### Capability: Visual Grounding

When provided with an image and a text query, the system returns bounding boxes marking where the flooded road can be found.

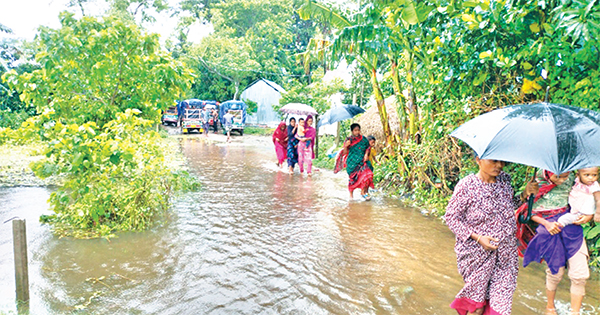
[1,137,599,314]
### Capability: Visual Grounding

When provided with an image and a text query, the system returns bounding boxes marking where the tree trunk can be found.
[390,58,407,140]
[370,68,394,148]
[406,53,418,140]
[233,81,240,100]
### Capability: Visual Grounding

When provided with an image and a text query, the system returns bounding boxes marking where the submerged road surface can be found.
[0,137,598,314]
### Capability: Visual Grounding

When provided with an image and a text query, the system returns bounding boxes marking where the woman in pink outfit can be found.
[296,115,316,176]
[445,157,538,315]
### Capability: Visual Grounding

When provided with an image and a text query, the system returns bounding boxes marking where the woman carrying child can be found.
[518,169,596,315]
[296,115,316,176]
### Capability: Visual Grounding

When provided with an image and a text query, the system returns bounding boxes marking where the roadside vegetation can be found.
[244,126,275,136]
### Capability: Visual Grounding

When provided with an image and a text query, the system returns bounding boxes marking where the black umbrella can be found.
[451,102,600,175]
[317,105,365,128]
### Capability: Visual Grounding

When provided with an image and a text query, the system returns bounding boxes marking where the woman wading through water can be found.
[445,157,538,315]
[334,123,375,200]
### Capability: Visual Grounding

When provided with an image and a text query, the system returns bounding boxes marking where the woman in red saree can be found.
[272,122,288,167]
[334,123,374,200]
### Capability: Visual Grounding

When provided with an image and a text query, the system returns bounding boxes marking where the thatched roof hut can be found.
[356,96,401,144]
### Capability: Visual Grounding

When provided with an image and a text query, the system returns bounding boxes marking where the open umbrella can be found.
[280,103,318,116]
[451,102,600,175]
[317,105,365,128]
[452,102,600,223]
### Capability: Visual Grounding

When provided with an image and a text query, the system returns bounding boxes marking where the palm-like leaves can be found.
[330,24,400,68]
[295,37,331,75]
[0,23,12,34]
[554,0,600,42]
[297,0,351,29]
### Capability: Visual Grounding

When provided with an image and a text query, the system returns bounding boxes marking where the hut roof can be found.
[356,96,401,143]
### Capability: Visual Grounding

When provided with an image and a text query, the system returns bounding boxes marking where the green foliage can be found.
[34,110,198,238]
[0,39,38,128]
[277,69,347,114]
[0,127,17,145]
[3,12,194,127]
[583,221,600,269]
[4,13,198,238]
[108,0,170,23]
[243,99,258,114]
[312,135,336,170]
[243,126,274,135]
[186,35,261,100]
[176,0,316,101]
[302,0,600,265]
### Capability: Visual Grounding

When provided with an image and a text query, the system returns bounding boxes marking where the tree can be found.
[0,39,37,128]
[5,12,192,126]
[108,0,170,22]
[187,36,261,100]
[298,0,401,148]
[3,12,196,238]
[174,0,316,102]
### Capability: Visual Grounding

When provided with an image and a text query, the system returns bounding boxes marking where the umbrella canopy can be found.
[280,103,318,116]
[317,105,365,128]
[451,102,600,175]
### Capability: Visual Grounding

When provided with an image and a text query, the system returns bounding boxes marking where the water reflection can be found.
[0,138,598,314]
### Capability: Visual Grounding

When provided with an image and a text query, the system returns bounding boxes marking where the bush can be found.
[34,110,199,238]
[313,135,337,170]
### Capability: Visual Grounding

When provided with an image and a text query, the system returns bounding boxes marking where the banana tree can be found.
[298,0,398,148]
[295,37,332,84]
[330,24,400,148]
[377,0,438,140]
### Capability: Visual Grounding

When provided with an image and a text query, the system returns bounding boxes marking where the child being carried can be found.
[296,120,310,147]
[559,166,600,226]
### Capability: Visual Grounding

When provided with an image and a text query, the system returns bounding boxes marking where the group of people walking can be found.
[272,120,376,200]
[445,158,599,315]
[272,116,317,176]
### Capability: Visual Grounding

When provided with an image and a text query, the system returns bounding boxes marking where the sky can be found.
[0,0,212,44]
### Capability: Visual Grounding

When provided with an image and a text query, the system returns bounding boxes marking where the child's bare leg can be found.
[545,290,558,314]
[568,245,589,313]
[546,267,564,312]
[570,293,583,313]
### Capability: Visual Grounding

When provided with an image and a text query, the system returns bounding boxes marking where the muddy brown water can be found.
[0,137,598,314]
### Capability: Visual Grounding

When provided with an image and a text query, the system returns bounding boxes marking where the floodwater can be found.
[0,137,599,314]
